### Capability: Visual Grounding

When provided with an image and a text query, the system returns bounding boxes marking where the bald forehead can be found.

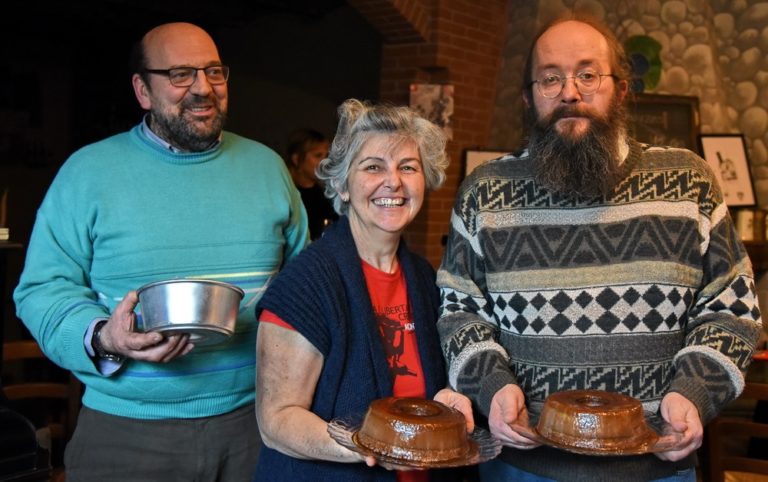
[533,20,612,72]
[143,22,221,68]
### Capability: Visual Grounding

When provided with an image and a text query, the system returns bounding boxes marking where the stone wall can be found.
[491,0,768,207]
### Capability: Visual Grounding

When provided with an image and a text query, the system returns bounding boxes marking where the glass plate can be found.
[328,416,501,470]
[510,411,684,456]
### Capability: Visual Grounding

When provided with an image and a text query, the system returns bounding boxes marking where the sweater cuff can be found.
[477,370,517,418]
[450,343,516,417]
[667,349,744,425]
[667,376,715,424]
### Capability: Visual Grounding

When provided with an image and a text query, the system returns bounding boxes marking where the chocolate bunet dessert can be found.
[355,397,470,462]
[536,390,658,451]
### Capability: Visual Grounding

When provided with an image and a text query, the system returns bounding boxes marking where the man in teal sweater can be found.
[437,17,762,482]
[13,22,308,481]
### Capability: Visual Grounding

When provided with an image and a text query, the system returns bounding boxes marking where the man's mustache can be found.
[182,97,219,110]
[546,106,596,123]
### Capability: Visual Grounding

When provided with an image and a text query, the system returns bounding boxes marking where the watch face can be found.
[100,353,124,362]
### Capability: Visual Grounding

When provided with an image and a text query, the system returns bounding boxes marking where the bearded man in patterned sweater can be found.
[437,16,762,482]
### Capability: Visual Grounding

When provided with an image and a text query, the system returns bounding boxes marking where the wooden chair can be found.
[706,381,768,482]
[2,339,82,479]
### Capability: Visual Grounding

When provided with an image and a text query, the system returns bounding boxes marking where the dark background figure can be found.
[286,128,338,240]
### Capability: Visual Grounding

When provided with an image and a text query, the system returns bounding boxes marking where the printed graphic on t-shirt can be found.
[374,308,417,380]
[364,261,425,399]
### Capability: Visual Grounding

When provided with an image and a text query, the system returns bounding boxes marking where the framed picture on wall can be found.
[463,149,509,178]
[698,134,755,207]
[410,83,454,140]
[628,93,700,153]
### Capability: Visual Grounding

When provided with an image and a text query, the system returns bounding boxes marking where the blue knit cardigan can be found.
[253,216,450,482]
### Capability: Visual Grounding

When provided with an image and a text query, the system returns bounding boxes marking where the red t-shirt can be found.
[260,260,429,482]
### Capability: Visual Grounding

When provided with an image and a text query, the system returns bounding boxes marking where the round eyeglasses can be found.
[143,65,230,87]
[529,70,617,98]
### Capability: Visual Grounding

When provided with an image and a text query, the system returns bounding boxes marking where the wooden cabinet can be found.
[744,241,768,272]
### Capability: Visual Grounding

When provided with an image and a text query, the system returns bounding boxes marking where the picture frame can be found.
[410,83,454,140]
[463,149,508,178]
[628,93,700,153]
[698,134,755,207]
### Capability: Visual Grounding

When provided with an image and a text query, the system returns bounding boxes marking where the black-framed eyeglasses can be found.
[143,65,230,87]
[529,70,617,98]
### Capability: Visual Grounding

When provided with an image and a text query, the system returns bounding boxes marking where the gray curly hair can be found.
[317,99,449,215]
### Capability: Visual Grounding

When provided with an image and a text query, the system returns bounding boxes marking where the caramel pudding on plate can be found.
[536,390,658,452]
[354,397,470,462]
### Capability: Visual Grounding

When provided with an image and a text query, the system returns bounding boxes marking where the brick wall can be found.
[347,0,508,267]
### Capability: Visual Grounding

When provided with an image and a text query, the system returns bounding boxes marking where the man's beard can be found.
[150,97,227,152]
[526,96,627,198]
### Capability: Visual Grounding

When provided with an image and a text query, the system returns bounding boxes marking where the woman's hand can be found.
[434,387,475,433]
[257,322,363,463]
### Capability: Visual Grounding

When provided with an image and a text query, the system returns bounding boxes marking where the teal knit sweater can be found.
[14,124,309,419]
[437,140,762,481]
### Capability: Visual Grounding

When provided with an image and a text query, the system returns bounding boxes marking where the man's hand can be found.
[434,388,476,433]
[655,391,703,461]
[97,290,194,363]
[488,384,540,449]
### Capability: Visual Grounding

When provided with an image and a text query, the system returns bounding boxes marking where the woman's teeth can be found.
[373,198,404,207]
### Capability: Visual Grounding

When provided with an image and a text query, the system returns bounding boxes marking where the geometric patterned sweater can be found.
[437,139,762,481]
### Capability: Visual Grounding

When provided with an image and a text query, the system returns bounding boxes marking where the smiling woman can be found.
[319,99,448,216]
[343,133,425,265]
[252,99,475,482]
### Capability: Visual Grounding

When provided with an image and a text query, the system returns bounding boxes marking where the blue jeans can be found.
[478,458,697,482]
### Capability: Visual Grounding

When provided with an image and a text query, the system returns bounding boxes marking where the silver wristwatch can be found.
[92,320,125,362]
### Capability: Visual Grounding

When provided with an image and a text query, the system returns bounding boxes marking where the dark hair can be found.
[522,16,631,103]
[285,128,328,165]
